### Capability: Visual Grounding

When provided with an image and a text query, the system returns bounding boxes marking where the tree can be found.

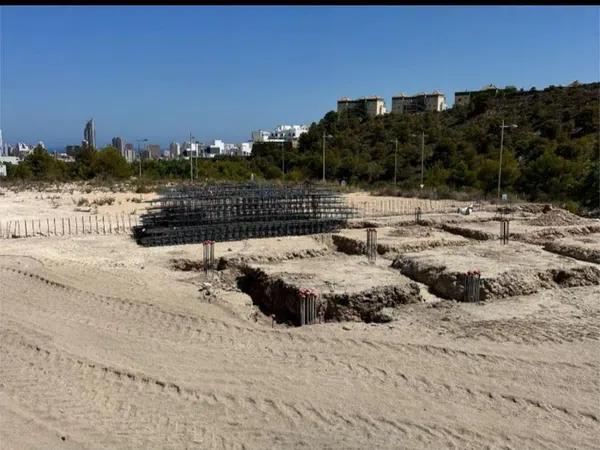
[73,145,98,179]
[93,146,131,179]
[22,146,67,181]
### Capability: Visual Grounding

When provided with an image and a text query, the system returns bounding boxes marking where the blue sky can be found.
[1,6,598,149]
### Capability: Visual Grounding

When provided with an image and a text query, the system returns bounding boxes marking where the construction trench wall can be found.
[543,241,600,264]
[392,256,600,302]
[236,265,423,325]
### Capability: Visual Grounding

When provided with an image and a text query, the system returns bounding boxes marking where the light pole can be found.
[390,138,398,186]
[189,132,195,183]
[497,120,518,200]
[136,138,148,179]
[281,141,285,181]
[411,132,427,189]
[322,132,333,183]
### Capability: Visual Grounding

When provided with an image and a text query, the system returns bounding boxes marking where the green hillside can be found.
[254,82,599,209]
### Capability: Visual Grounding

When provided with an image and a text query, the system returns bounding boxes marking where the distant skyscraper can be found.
[112,136,125,158]
[84,119,96,148]
[0,129,3,155]
[169,141,181,158]
[124,143,134,162]
[147,144,161,159]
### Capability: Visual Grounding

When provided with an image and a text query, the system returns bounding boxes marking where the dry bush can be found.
[93,196,115,206]
[76,198,90,207]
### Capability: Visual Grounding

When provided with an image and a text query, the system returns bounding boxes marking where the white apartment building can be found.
[391,91,447,114]
[182,140,200,158]
[272,124,308,141]
[205,140,225,158]
[239,142,252,156]
[251,124,308,144]
[251,130,274,143]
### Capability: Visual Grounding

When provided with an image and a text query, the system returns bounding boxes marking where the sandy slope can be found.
[0,191,599,449]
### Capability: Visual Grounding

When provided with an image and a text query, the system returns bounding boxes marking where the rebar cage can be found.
[133,182,357,247]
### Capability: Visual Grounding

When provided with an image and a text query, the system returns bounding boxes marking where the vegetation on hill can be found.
[2,82,598,211]
[270,82,598,210]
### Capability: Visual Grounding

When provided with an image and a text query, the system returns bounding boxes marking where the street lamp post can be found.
[411,132,427,189]
[322,132,333,183]
[390,138,398,186]
[497,120,518,200]
[281,141,285,181]
[420,131,425,189]
[189,132,195,183]
[136,138,148,179]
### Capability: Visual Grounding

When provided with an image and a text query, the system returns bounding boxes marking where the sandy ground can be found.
[1,189,599,449]
[0,185,157,222]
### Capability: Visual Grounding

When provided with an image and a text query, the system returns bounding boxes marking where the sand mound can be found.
[529,209,582,227]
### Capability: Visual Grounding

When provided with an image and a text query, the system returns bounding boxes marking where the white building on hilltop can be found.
[251,130,273,143]
[391,91,447,114]
[251,124,308,146]
[239,142,252,156]
[337,96,387,117]
[272,124,309,141]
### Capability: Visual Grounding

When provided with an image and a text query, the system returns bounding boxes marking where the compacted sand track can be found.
[1,226,599,448]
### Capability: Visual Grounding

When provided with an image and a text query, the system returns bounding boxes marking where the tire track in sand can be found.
[0,327,506,449]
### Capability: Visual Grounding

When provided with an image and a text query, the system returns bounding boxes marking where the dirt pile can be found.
[516,203,550,214]
[529,209,583,227]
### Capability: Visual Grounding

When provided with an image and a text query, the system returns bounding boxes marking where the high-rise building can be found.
[84,119,96,148]
[147,144,161,159]
[169,141,181,158]
[124,143,134,162]
[111,136,125,154]
[0,129,3,156]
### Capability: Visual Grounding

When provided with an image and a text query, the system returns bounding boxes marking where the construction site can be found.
[0,182,599,449]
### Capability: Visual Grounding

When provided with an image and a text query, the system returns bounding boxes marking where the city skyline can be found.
[1,6,598,148]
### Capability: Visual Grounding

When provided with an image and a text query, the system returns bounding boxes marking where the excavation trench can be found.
[543,241,600,264]
[236,264,422,326]
[393,256,600,302]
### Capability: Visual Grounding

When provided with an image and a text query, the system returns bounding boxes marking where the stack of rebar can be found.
[133,182,357,246]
